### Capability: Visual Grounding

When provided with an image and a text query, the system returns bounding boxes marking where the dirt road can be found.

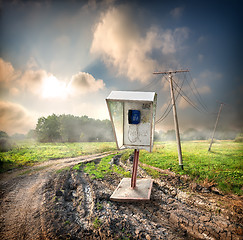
[0,153,242,239]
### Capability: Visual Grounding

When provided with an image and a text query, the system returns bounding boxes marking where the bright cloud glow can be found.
[41,72,105,99]
[42,75,67,99]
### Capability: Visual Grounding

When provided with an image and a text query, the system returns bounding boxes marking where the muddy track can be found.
[0,152,113,240]
[0,153,242,239]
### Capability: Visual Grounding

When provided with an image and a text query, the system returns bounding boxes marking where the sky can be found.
[0,0,242,135]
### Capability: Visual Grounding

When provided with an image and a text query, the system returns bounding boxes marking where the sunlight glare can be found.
[42,75,67,99]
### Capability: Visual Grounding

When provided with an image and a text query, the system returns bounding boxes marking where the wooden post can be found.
[208,103,223,151]
[169,74,183,170]
[153,70,189,170]
[131,149,139,188]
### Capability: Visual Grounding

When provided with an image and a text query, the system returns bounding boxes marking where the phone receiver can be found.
[128,110,140,124]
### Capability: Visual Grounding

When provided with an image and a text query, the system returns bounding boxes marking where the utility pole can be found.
[153,70,189,170]
[208,102,224,151]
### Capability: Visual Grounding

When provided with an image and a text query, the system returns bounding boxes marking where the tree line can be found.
[35,114,114,142]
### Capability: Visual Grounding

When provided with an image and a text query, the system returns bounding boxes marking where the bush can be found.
[0,138,12,152]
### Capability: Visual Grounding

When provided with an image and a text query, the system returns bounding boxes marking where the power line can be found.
[187,72,209,113]
[156,71,212,115]
[136,76,161,91]
[138,70,211,122]
[155,74,185,124]
[155,98,171,123]
[208,102,225,151]
[169,77,206,114]
[155,75,181,123]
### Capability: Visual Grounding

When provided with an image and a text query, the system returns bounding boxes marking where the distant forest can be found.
[35,114,114,142]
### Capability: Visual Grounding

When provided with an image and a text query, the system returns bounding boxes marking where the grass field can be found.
[0,140,242,195]
[139,141,243,195]
[0,141,116,172]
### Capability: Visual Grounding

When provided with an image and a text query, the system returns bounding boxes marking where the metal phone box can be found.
[106,91,157,152]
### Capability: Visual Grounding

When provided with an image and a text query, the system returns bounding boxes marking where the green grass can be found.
[0,141,116,172]
[139,141,243,195]
[77,154,130,179]
[140,166,164,178]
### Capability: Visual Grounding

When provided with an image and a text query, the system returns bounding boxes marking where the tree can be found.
[59,114,82,142]
[35,114,114,143]
[36,114,61,142]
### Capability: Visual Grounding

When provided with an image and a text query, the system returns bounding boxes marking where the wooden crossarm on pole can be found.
[153,69,189,75]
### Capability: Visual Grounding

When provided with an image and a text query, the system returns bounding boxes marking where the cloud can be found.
[185,77,211,95]
[0,101,35,135]
[55,35,70,47]
[197,85,211,94]
[178,97,190,109]
[68,72,105,95]
[0,58,47,96]
[90,6,152,82]
[199,70,222,81]
[159,29,176,55]
[0,58,20,86]
[91,6,189,83]
[170,7,184,19]
[197,36,207,44]
[159,27,189,55]
[9,87,20,96]
[19,69,48,95]
[0,58,22,96]
[0,58,104,100]
[26,57,39,69]
[20,70,105,99]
